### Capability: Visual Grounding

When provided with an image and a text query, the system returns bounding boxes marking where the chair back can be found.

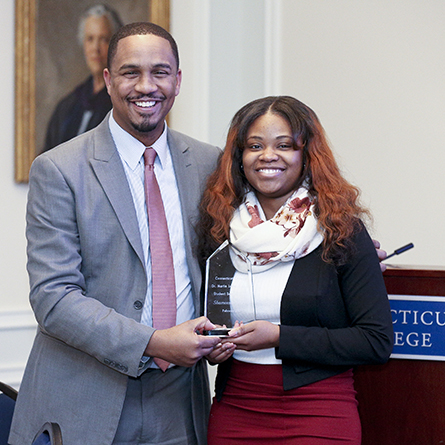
[0,382,63,444]
[32,422,63,445]
[0,382,18,445]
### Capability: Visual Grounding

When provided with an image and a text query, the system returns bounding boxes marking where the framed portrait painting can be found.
[15,0,170,182]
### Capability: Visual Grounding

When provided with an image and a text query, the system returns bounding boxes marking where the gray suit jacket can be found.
[9,115,221,444]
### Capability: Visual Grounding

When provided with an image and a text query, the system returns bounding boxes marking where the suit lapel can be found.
[167,129,201,234]
[89,119,145,265]
[167,129,202,307]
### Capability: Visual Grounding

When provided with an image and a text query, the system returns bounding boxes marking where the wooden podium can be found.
[354,266,445,445]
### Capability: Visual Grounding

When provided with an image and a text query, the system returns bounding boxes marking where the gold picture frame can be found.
[14,0,170,183]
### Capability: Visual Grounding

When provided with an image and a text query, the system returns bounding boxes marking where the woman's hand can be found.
[224,320,280,351]
[206,341,236,364]
[206,322,239,364]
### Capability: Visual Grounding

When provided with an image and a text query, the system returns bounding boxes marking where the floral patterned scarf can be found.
[229,187,324,273]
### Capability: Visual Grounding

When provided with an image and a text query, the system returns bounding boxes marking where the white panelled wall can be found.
[1,0,444,389]
[0,311,36,388]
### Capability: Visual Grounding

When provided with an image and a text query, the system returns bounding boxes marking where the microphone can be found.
[382,243,414,261]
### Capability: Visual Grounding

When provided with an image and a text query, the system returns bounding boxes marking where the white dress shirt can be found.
[231,261,294,365]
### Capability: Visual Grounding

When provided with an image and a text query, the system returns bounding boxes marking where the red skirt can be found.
[207,360,361,445]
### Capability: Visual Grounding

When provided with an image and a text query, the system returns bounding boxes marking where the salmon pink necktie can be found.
[144,147,176,372]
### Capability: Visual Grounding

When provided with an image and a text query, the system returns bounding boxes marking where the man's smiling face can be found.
[104,33,182,146]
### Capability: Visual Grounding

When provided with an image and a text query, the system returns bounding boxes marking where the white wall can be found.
[1,0,444,388]
[172,0,445,267]
[278,0,445,267]
[0,1,37,388]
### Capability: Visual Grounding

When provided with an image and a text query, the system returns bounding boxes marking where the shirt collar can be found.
[108,111,169,171]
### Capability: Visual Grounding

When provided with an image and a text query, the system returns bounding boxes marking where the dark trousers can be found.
[113,367,198,445]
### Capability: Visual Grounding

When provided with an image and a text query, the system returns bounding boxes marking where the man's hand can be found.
[373,239,388,272]
[144,317,221,367]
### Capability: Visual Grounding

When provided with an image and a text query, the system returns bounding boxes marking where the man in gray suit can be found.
[10,22,221,444]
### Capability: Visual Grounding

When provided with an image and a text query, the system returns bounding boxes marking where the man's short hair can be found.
[107,22,180,71]
[77,4,123,45]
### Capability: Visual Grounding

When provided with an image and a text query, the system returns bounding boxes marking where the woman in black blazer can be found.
[198,96,393,444]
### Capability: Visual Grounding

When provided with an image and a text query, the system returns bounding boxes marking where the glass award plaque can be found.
[204,240,255,336]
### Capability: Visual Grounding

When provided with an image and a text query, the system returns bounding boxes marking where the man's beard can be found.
[131,116,158,133]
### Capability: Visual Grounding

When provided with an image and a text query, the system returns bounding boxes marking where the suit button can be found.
[133,300,143,310]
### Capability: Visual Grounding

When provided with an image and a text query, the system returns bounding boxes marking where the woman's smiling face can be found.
[242,111,303,218]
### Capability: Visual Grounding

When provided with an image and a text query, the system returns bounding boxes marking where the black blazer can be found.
[215,225,394,399]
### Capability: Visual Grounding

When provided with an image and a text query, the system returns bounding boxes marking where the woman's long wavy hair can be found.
[198,96,370,265]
